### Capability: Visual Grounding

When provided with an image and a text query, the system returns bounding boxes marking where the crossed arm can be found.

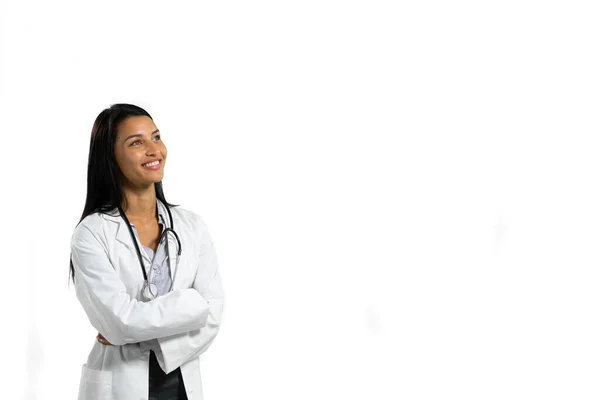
[71,218,224,373]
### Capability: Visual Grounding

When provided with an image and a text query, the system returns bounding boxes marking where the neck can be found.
[121,184,158,224]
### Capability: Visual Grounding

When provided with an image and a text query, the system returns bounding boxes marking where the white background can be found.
[1,0,600,399]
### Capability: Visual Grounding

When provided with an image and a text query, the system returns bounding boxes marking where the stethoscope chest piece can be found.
[142,282,159,301]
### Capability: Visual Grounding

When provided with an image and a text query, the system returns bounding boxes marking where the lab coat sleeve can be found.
[71,223,211,346]
[155,217,224,374]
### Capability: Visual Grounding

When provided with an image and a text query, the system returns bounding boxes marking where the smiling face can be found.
[114,116,167,190]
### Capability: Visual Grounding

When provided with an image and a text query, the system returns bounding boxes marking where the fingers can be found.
[96,333,113,346]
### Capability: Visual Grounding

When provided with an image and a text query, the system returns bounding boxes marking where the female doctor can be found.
[70,103,224,400]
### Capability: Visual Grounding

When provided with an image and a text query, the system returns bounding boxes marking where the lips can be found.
[142,160,160,167]
[141,159,162,170]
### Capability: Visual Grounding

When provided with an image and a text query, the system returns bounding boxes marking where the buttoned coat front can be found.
[71,201,224,400]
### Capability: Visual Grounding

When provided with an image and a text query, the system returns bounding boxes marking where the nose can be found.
[146,139,159,156]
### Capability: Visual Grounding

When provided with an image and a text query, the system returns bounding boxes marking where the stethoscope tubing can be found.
[117,199,182,298]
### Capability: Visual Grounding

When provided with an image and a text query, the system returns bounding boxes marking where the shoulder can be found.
[71,211,113,246]
[169,205,209,233]
[73,212,103,235]
[168,205,214,250]
[169,206,216,259]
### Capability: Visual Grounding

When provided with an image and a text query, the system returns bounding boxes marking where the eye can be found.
[153,134,161,141]
[131,140,142,146]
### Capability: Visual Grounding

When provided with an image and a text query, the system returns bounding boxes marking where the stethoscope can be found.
[117,199,182,301]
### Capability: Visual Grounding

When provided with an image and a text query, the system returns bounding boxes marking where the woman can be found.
[70,103,224,400]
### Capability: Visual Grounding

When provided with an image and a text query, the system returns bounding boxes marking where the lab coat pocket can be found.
[77,363,113,400]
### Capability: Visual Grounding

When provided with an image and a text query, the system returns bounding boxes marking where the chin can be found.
[138,174,164,186]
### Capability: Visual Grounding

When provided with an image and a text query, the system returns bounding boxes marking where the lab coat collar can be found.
[101,199,171,252]
[100,199,181,286]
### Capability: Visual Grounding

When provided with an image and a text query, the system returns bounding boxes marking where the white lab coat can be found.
[70,200,224,400]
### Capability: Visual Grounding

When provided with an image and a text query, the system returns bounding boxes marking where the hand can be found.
[96,333,113,346]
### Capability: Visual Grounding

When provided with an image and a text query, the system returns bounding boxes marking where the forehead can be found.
[117,116,157,138]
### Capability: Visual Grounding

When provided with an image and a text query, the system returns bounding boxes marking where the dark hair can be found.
[69,103,175,282]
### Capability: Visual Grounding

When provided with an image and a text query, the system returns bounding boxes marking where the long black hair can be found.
[70,103,175,282]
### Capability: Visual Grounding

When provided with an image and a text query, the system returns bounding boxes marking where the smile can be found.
[142,159,161,170]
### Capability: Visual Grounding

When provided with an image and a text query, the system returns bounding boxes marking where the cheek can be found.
[115,150,139,173]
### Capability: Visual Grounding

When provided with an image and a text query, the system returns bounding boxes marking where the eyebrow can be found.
[123,129,160,142]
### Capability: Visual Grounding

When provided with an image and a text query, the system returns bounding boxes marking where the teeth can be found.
[143,160,159,167]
